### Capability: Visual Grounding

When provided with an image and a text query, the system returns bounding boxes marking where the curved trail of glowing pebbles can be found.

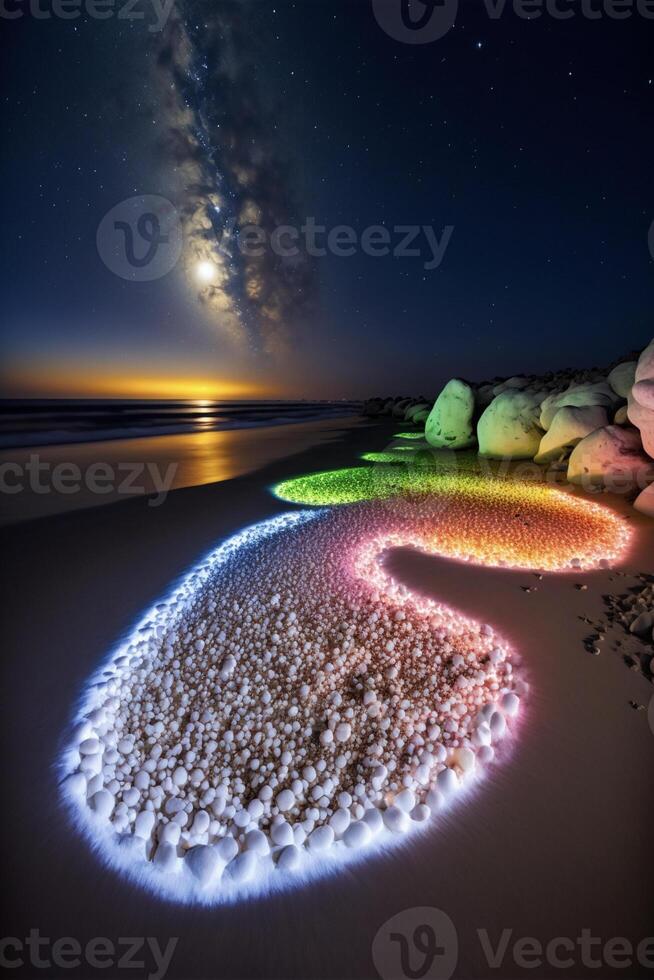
[274,467,631,571]
[60,466,630,905]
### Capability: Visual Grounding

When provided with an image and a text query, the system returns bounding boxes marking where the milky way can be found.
[155,0,315,353]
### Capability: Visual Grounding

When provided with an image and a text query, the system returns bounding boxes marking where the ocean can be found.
[0,399,362,450]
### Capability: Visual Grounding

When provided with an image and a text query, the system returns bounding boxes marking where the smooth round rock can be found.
[383,805,410,834]
[437,767,459,795]
[186,845,221,885]
[244,829,269,856]
[277,844,301,872]
[490,711,507,739]
[270,821,294,847]
[307,825,334,853]
[90,789,114,819]
[134,810,155,839]
[411,803,431,823]
[425,788,443,811]
[226,850,258,884]
[363,808,384,835]
[63,772,86,796]
[395,789,416,813]
[500,692,520,717]
[79,738,101,756]
[329,808,350,836]
[343,820,371,850]
[276,789,295,812]
[215,836,239,863]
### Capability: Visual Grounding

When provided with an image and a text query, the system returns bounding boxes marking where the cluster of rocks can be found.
[581,573,654,691]
[372,338,654,516]
[363,396,432,424]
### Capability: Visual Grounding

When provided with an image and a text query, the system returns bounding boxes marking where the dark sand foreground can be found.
[1,419,652,980]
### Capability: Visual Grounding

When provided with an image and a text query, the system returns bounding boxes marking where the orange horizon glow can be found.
[0,364,279,401]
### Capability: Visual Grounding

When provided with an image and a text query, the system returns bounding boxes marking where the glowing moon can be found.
[195,260,217,283]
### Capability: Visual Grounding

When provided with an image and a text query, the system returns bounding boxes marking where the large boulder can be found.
[634,483,654,518]
[425,379,476,449]
[477,390,546,459]
[608,361,637,398]
[567,425,654,489]
[534,405,608,464]
[628,338,654,458]
[539,381,622,430]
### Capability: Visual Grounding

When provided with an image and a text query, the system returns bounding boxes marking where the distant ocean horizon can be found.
[0,399,363,450]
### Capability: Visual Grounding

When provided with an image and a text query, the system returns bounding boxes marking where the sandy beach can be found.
[1,418,652,980]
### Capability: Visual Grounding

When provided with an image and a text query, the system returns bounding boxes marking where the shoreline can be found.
[1,419,653,978]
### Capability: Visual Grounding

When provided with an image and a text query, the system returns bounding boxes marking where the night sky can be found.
[1,0,653,400]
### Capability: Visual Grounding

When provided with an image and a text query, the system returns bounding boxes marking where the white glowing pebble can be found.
[307,825,334,853]
[478,745,494,765]
[90,790,114,820]
[172,766,188,787]
[215,836,238,863]
[117,738,133,755]
[453,747,475,773]
[411,804,431,823]
[153,842,178,873]
[276,789,295,812]
[160,822,181,846]
[190,810,210,836]
[472,724,492,748]
[134,770,150,791]
[226,850,258,884]
[247,799,264,822]
[245,829,269,856]
[500,692,520,717]
[383,805,410,834]
[362,808,384,835]
[489,711,506,739]
[79,738,101,756]
[185,845,221,886]
[329,808,350,836]
[134,810,155,839]
[425,788,443,811]
[395,789,416,813]
[233,808,251,829]
[343,820,372,849]
[62,772,86,796]
[80,754,102,776]
[123,787,140,807]
[277,844,301,872]
[270,821,294,847]
[437,767,459,796]
[335,722,351,743]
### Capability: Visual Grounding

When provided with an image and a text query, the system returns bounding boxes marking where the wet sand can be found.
[0,415,366,525]
[1,421,652,980]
